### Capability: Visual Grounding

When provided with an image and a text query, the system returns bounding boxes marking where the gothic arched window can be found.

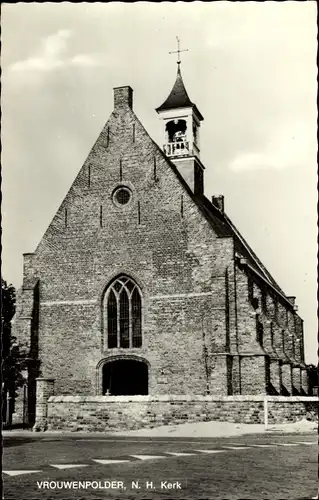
[105,276,142,349]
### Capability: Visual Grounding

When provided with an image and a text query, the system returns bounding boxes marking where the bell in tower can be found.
[156,41,205,195]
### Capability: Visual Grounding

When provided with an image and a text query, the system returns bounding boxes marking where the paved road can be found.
[3,432,318,499]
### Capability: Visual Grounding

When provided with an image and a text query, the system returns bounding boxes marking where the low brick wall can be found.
[46,395,318,432]
[267,398,317,423]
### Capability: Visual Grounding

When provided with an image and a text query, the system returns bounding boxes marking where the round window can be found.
[113,187,131,206]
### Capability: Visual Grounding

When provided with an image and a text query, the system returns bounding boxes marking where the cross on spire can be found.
[169,36,189,65]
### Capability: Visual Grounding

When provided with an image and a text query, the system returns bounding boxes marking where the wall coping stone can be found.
[48,395,319,403]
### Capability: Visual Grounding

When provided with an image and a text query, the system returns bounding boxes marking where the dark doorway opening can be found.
[102,359,148,396]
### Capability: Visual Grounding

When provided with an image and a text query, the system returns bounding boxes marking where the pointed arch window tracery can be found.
[105,276,142,349]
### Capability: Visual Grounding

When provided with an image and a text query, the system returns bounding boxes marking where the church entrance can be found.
[102,359,148,396]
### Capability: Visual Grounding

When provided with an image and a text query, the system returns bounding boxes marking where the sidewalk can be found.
[113,418,318,438]
[2,418,317,439]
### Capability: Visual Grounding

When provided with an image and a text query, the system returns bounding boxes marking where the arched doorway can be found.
[102,359,148,396]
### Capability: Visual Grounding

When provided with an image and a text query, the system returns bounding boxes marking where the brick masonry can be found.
[12,84,311,427]
[45,395,318,432]
[33,378,55,431]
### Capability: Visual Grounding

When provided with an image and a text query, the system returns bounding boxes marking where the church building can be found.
[14,60,309,427]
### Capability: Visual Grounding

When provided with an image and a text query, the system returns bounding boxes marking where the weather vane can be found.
[169,36,189,65]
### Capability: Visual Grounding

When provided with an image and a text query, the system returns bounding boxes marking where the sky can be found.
[1,2,317,363]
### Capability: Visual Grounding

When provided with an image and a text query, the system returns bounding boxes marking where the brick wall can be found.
[46,395,318,432]
[240,356,267,394]
[233,259,307,396]
[270,360,281,394]
[14,88,234,399]
[13,83,308,416]
[34,378,55,431]
[282,363,292,394]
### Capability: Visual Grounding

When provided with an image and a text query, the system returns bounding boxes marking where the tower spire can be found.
[156,44,205,195]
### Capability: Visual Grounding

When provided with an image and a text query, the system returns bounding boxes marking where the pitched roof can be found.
[193,194,292,304]
[156,65,204,121]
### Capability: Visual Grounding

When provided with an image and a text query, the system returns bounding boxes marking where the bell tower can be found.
[156,39,205,195]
